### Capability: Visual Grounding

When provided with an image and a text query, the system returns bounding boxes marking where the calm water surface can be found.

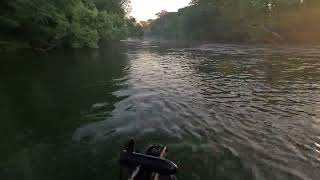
[0,41,320,180]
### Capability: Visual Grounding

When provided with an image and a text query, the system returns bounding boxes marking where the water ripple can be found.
[74,42,320,180]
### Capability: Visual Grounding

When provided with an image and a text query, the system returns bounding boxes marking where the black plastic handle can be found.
[119,150,178,175]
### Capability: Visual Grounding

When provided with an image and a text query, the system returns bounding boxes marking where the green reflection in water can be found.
[0,43,129,180]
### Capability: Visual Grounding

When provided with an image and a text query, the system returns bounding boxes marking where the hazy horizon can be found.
[129,0,190,21]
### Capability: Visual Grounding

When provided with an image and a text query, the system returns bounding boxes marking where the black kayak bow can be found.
[119,139,178,180]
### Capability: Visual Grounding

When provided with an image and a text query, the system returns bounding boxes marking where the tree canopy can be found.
[0,0,142,51]
[147,0,320,44]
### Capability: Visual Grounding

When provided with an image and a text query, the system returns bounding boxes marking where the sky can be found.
[129,0,191,21]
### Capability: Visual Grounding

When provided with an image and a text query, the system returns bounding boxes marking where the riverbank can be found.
[134,36,320,50]
[0,39,128,53]
[0,41,30,53]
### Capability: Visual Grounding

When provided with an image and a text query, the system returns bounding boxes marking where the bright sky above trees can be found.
[129,0,190,21]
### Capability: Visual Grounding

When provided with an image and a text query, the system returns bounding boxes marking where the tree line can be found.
[0,0,143,51]
[147,0,320,44]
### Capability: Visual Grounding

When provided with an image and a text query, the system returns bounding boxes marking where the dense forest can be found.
[2,0,320,52]
[147,0,320,44]
[0,0,143,51]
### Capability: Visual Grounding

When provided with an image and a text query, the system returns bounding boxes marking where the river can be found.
[0,41,320,180]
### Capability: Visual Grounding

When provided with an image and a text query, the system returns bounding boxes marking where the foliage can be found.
[0,0,129,51]
[148,0,320,44]
[126,17,144,38]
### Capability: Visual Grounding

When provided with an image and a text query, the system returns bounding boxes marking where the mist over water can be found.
[1,41,320,180]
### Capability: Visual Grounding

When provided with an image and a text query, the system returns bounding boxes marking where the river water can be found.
[0,41,320,180]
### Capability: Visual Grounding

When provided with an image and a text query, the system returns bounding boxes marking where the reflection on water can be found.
[1,41,320,180]
[0,43,129,180]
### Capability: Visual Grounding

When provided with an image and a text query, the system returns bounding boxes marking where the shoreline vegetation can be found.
[0,0,143,52]
[145,0,320,45]
[1,0,320,53]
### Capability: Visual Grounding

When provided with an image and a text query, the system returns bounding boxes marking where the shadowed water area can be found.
[0,41,320,180]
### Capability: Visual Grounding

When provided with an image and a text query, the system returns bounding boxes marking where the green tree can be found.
[0,0,130,51]
[149,0,320,44]
[126,17,144,38]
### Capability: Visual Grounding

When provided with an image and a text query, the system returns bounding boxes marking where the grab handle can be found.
[119,150,178,175]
